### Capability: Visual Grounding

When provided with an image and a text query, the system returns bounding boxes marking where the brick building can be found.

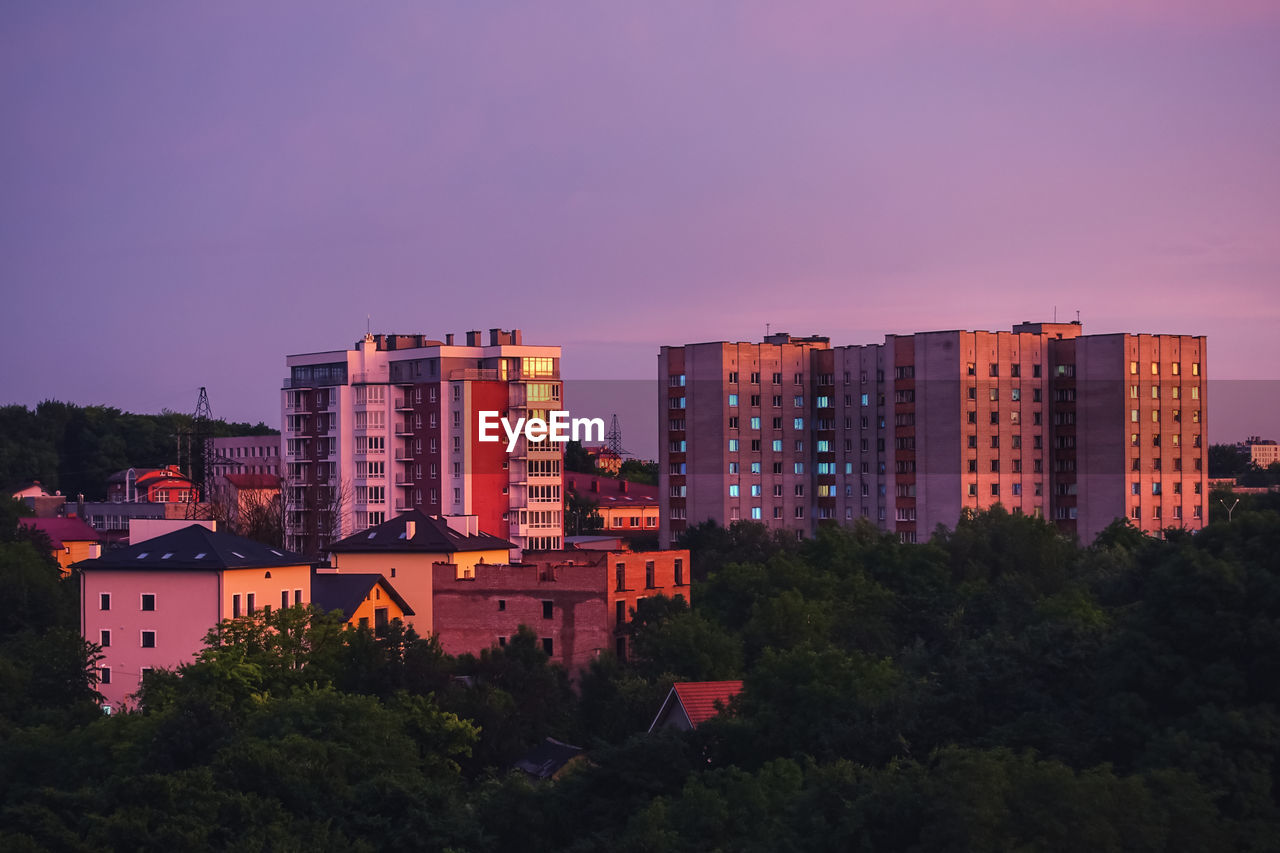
[431,546,690,673]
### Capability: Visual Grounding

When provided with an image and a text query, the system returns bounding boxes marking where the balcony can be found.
[395,422,414,436]
[395,396,414,411]
[395,474,414,486]
[395,448,413,461]
[450,368,500,381]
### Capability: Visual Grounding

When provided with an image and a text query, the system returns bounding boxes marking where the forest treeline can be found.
[0,401,276,499]
[1,494,1279,850]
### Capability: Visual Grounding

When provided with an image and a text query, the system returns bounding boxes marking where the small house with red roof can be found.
[19,516,103,575]
[106,465,200,505]
[649,680,743,732]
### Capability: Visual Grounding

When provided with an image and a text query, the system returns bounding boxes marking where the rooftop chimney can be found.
[466,330,482,347]
[405,520,416,540]
[445,333,455,346]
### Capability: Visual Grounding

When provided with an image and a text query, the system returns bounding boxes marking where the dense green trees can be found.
[2,503,1279,849]
[0,401,275,499]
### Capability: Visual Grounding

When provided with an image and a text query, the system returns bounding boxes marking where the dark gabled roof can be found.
[311,572,414,618]
[325,510,514,554]
[513,737,584,780]
[76,524,306,571]
[19,517,102,548]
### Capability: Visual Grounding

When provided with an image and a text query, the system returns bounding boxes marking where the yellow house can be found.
[323,510,512,636]
[311,573,414,631]
[20,516,103,576]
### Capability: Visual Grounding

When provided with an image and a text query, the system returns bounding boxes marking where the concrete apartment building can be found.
[1244,437,1280,468]
[283,329,564,555]
[209,435,282,480]
[660,323,1207,547]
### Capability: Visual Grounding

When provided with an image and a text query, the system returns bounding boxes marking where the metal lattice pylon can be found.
[605,413,629,457]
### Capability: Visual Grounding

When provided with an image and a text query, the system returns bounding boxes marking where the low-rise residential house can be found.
[583,446,623,475]
[513,738,586,781]
[18,516,103,575]
[11,481,51,501]
[11,481,66,517]
[649,681,744,732]
[323,510,688,673]
[107,466,200,504]
[564,473,659,537]
[323,510,514,636]
[77,525,311,711]
[311,572,414,631]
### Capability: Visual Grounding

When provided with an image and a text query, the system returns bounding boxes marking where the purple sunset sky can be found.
[3,2,1278,457]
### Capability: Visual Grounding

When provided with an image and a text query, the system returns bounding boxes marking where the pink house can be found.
[78,525,312,711]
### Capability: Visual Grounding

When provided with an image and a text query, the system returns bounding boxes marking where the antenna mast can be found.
[187,387,215,518]
[605,413,629,457]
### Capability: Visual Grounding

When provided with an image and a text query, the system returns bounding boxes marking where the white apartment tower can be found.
[282,329,563,556]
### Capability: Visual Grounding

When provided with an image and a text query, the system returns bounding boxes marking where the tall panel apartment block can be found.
[283,329,564,555]
[660,323,1206,547]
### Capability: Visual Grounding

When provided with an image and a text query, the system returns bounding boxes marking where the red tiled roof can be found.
[133,466,192,485]
[672,681,743,726]
[19,517,103,548]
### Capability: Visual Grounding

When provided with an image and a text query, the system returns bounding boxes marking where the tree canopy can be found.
[3,503,1279,849]
[0,401,276,500]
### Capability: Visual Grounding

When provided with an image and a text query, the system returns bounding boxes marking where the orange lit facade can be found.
[311,572,414,631]
[19,516,103,576]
